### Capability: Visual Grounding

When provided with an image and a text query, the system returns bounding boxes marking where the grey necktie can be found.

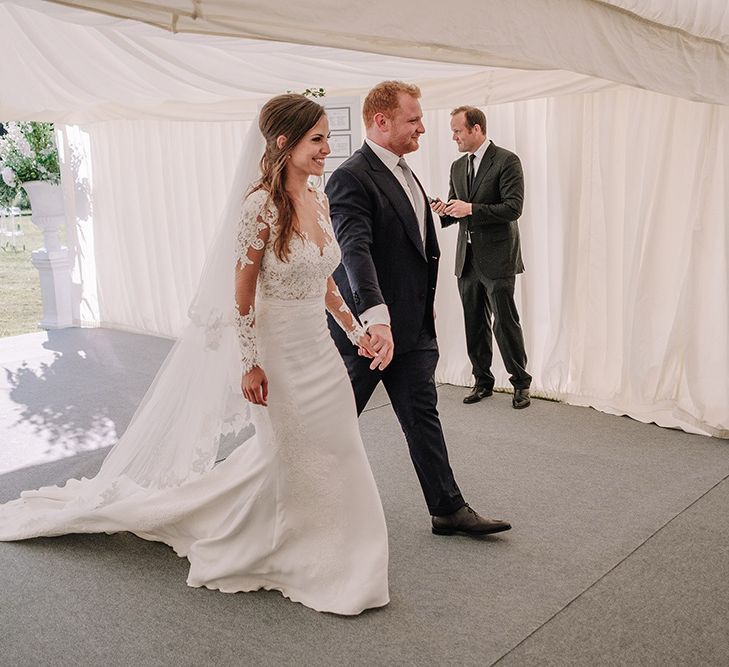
[467,153,476,195]
[397,158,426,241]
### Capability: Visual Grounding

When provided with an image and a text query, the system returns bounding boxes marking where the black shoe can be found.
[432,505,511,536]
[463,386,493,404]
[512,388,531,409]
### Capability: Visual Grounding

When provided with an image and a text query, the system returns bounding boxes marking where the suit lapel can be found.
[361,143,426,260]
[454,155,469,200]
[470,141,497,197]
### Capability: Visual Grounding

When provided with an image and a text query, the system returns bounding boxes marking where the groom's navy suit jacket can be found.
[326,142,440,354]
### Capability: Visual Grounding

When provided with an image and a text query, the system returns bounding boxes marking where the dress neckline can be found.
[296,187,332,257]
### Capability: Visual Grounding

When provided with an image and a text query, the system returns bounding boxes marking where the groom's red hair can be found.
[362,81,421,128]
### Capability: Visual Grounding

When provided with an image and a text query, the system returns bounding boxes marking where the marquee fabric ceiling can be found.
[1,0,619,121]
[1,0,727,125]
[30,0,729,103]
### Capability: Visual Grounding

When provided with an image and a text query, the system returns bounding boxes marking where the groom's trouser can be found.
[340,328,465,516]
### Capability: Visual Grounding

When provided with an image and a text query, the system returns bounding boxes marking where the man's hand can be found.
[356,331,376,359]
[366,323,394,371]
[430,198,448,216]
[444,199,472,218]
[242,366,268,406]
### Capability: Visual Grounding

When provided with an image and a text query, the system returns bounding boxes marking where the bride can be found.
[0,94,390,616]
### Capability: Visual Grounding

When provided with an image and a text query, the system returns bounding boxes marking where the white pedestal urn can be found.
[21,180,74,329]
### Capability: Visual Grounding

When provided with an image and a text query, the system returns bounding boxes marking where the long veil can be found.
[0,120,266,538]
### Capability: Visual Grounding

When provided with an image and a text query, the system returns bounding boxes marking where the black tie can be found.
[467,154,476,195]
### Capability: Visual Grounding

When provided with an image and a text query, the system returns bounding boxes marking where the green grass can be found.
[0,215,43,337]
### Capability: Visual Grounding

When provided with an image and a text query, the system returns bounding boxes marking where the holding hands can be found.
[357,324,394,371]
[243,323,394,408]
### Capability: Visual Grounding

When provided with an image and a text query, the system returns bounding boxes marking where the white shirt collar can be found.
[470,138,490,161]
[365,138,402,172]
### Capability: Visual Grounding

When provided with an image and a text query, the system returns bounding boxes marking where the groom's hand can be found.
[356,331,376,359]
[366,324,394,371]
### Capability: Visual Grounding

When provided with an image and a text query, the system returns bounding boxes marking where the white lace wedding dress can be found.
[0,187,389,616]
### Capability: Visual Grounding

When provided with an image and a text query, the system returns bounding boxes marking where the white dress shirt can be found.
[469,138,490,180]
[365,139,426,242]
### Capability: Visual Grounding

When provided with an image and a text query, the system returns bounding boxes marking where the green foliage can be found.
[287,88,326,98]
[0,122,61,208]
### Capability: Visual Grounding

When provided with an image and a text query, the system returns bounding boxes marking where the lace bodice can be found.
[238,189,341,299]
[234,187,364,374]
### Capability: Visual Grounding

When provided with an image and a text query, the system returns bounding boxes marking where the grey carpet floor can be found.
[1,329,728,666]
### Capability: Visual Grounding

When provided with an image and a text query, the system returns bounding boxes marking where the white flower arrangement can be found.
[0,122,61,207]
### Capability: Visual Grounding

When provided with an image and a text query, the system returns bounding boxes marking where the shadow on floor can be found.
[2,328,172,460]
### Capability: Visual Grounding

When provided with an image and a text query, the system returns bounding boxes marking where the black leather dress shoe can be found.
[463,386,493,404]
[432,505,511,536]
[512,388,531,409]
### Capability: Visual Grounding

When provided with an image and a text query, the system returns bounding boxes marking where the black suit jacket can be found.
[325,142,440,354]
[440,141,525,279]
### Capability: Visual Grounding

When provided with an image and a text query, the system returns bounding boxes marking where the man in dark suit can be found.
[326,81,511,536]
[431,106,532,409]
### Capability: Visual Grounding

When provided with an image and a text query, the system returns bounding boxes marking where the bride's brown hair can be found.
[254,93,326,261]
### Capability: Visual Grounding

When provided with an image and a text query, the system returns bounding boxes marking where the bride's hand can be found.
[242,366,268,406]
[356,332,376,359]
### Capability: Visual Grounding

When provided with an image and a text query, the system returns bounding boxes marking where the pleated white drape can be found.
[416,88,729,438]
[66,120,251,335]
[60,85,729,437]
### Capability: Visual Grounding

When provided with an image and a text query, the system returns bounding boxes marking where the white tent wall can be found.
[60,120,252,333]
[2,0,728,437]
[432,88,728,438]
[61,86,729,438]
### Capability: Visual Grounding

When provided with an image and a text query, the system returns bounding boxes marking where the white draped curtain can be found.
[59,85,729,438]
[417,89,729,438]
[63,120,251,334]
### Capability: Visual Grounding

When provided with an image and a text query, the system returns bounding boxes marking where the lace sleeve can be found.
[325,276,366,347]
[235,189,274,374]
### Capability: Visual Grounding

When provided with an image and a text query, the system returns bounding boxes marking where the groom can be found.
[326,81,511,536]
